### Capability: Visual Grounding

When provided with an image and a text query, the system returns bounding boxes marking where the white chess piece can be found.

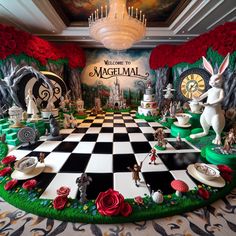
[163,83,175,99]
[25,88,38,118]
[190,53,230,145]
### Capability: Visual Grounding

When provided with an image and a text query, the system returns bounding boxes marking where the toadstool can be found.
[171,179,189,197]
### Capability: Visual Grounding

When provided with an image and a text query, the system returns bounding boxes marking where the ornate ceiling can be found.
[49,0,189,27]
[0,0,235,48]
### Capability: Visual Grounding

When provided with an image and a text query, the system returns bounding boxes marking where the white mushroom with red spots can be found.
[171,179,189,197]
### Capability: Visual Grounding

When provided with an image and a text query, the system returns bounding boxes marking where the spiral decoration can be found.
[17,127,36,143]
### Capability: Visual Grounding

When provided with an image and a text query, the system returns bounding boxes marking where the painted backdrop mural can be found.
[81,49,155,109]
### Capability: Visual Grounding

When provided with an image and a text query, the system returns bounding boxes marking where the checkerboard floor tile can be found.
[9,111,202,200]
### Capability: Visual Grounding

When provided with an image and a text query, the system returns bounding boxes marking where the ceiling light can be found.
[88,0,146,51]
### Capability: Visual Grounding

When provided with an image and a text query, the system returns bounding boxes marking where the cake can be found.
[138,85,158,116]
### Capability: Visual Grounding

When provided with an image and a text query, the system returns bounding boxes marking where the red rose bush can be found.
[22,179,37,190]
[95,189,132,217]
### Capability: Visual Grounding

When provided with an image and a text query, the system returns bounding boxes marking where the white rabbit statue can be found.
[190,53,230,145]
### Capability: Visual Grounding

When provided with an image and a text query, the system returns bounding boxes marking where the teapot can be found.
[151,189,164,204]
[189,100,203,113]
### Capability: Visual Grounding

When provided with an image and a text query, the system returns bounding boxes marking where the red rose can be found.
[120,202,132,217]
[134,196,144,205]
[1,155,16,165]
[221,172,232,182]
[217,165,233,174]
[56,186,70,197]
[198,188,210,200]
[0,167,12,176]
[22,179,37,190]
[95,189,124,216]
[53,195,68,210]
[4,179,18,191]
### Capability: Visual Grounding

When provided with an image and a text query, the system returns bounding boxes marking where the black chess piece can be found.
[49,115,60,137]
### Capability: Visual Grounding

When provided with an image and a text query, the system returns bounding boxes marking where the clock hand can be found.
[191,83,197,91]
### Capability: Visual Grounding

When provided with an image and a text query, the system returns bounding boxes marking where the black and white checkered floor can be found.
[8,111,202,200]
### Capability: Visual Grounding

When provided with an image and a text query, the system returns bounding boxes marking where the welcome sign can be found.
[81,49,155,108]
[89,59,149,80]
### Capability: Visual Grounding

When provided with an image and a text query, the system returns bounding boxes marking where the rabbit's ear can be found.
[218,53,230,75]
[202,56,214,75]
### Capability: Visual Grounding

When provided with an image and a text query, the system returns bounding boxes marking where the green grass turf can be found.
[135,113,160,122]
[0,170,235,224]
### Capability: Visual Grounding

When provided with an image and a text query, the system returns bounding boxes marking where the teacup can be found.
[175,113,191,125]
[14,156,38,174]
[189,100,203,113]
[194,163,220,180]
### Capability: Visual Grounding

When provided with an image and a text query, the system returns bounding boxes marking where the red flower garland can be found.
[150,22,236,69]
[0,24,86,68]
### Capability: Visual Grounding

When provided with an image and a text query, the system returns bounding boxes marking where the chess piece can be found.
[49,115,60,137]
[25,88,38,119]
[222,128,236,154]
[69,114,77,128]
[39,152,45,163]
[154,128,167,150]
[176,132,182,149]
[190,53,230,145]
[169,101,177,118]
[76,173,92,204]
[0,133,6,144]
[149,148,158,165]
[160,109,167,122]
[21,111,28,122]
[146,79,152,88]
[127,162,143,187]
[63,114,71,129]
[163,83,175,100]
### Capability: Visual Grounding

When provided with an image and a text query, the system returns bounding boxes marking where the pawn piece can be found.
[39,152,45,163]
[76,173,92,204]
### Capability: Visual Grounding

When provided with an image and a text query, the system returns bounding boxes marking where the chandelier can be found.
[88,0,146,51]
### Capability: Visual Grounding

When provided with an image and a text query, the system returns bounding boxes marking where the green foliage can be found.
[0,142,8,160]
[135,113,160,122]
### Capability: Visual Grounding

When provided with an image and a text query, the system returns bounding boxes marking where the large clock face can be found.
[178,68,210,101]
[180,73,206,99]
